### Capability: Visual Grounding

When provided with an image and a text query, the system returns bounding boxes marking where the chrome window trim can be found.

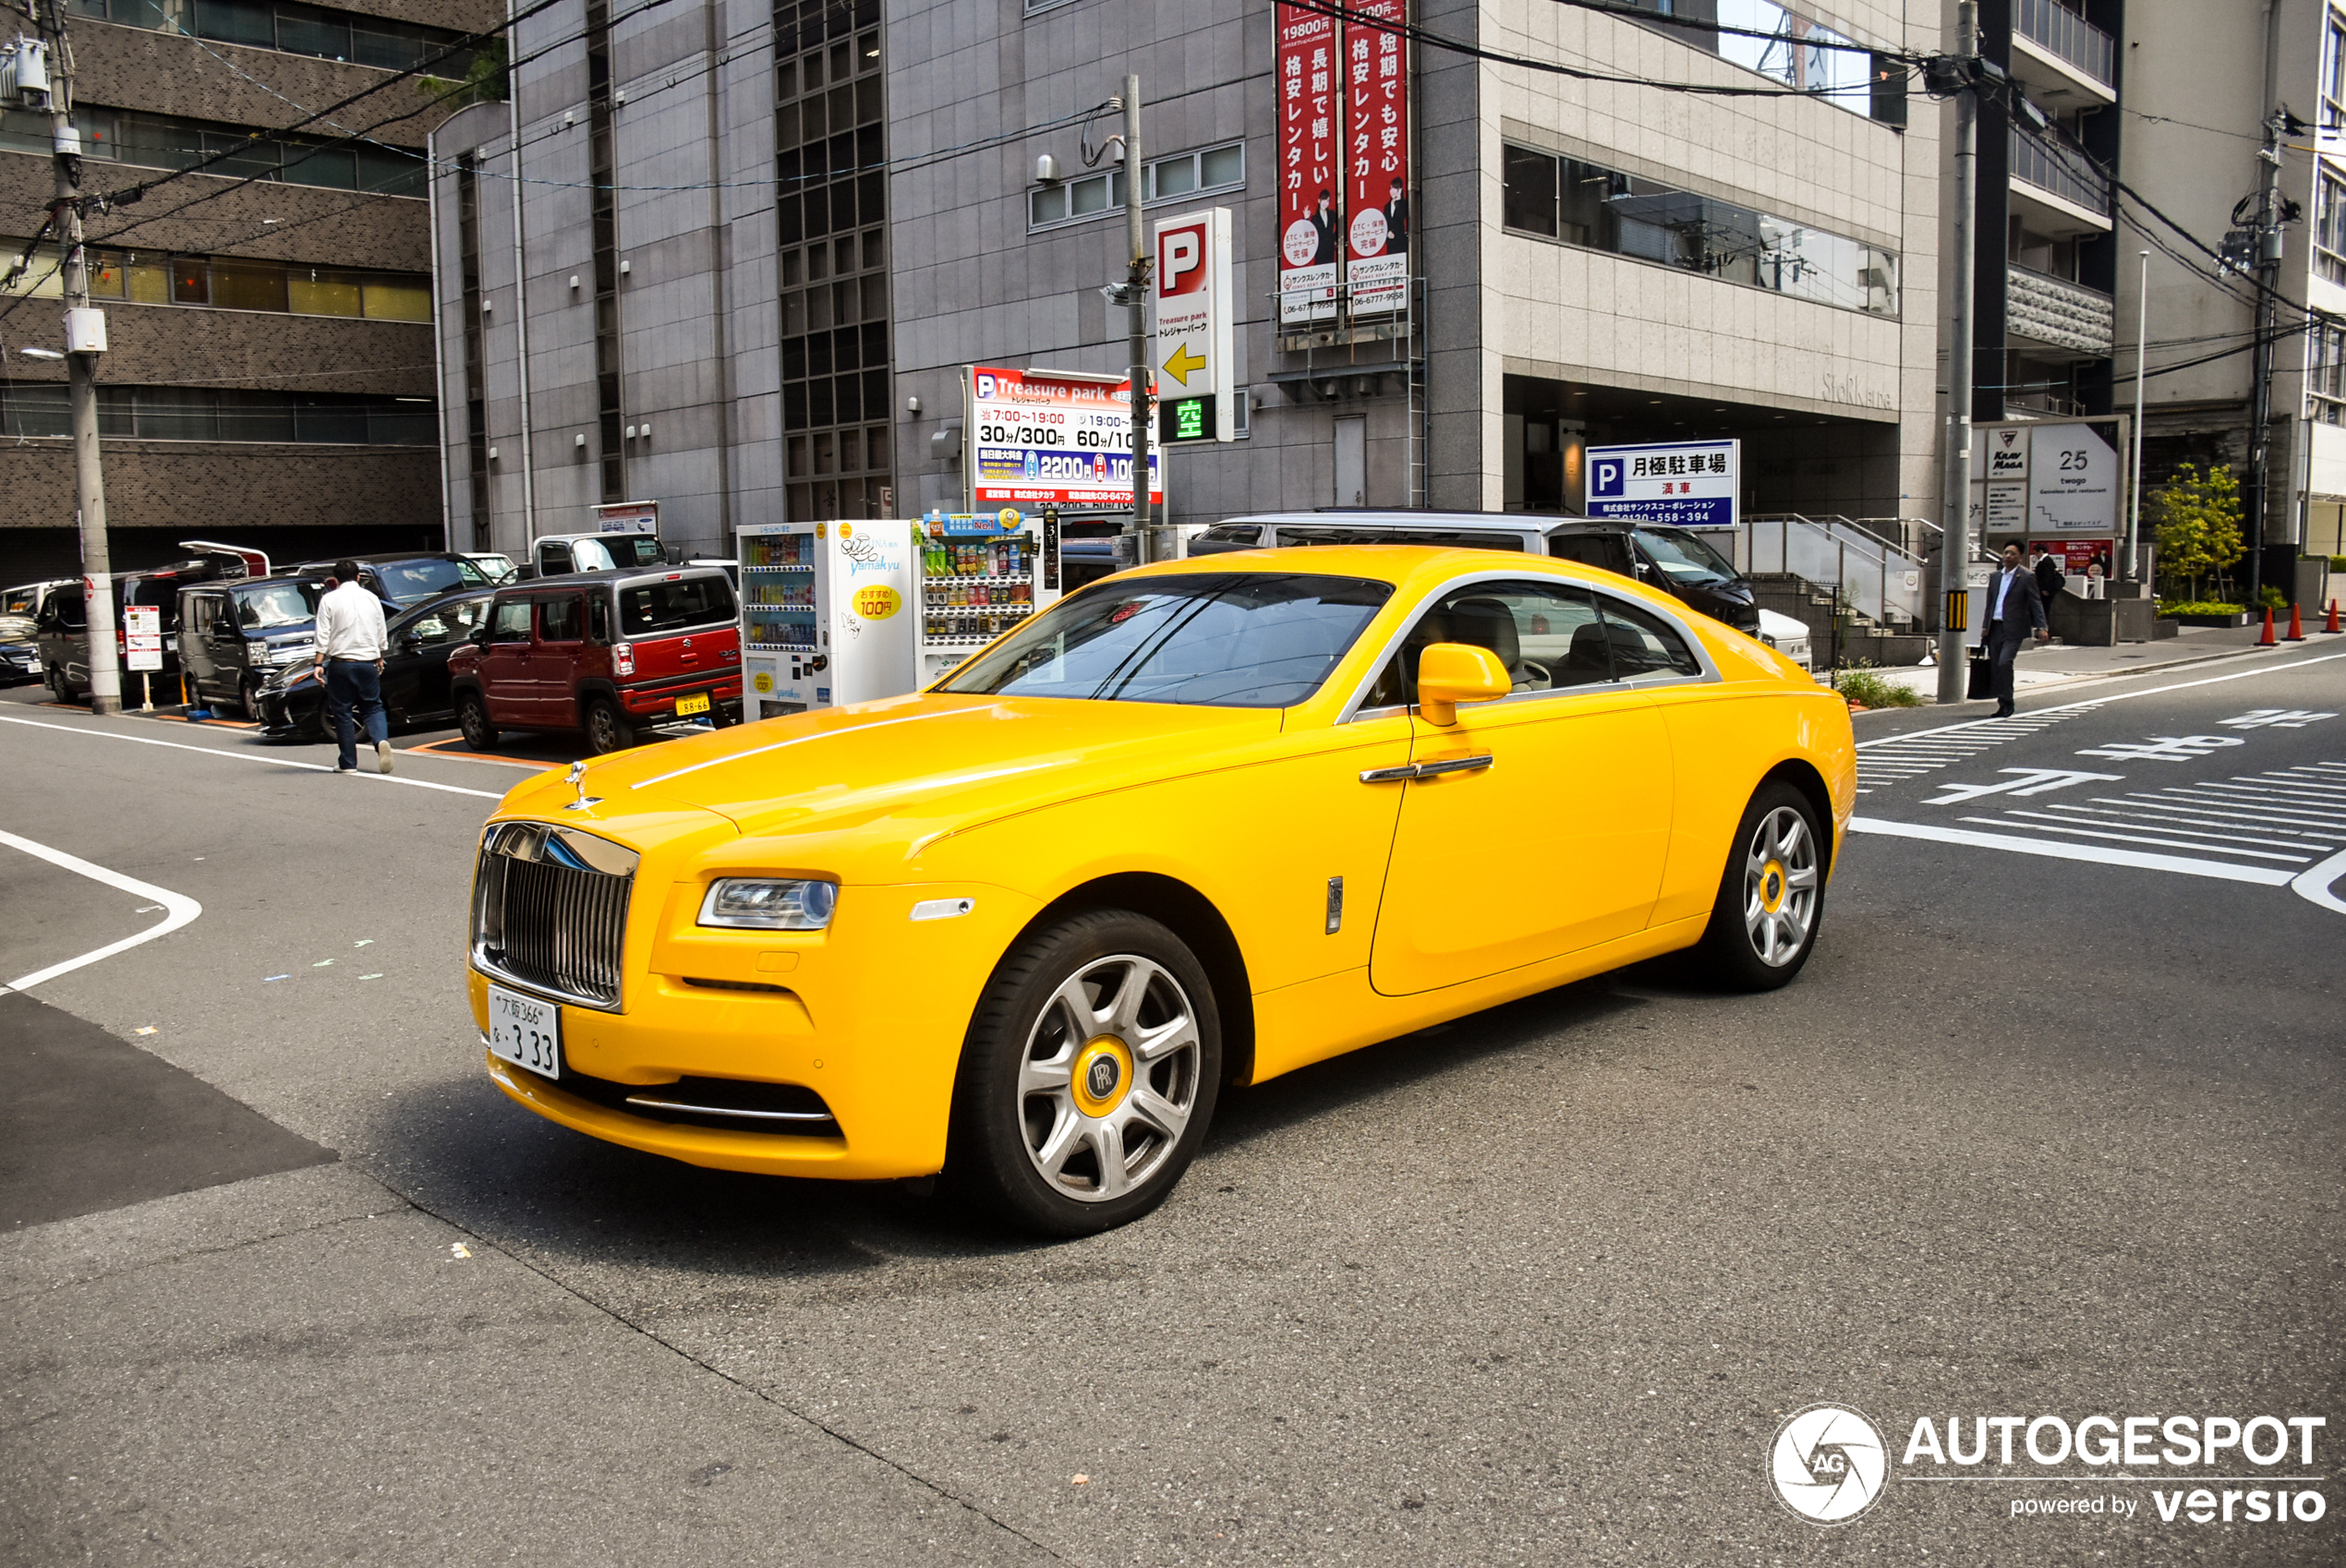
[1335,568,1721,725]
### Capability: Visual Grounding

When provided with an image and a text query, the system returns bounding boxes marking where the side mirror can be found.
[1416,643,1511,727]
[399,631,426,652]
[212,618,237,639]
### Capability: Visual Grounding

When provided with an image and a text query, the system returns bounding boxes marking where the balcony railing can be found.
[2016,0,2117,91]
[2010,127,2110,217]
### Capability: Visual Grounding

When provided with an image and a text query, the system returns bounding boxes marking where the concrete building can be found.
[0,0,491,583]
[2118,0,2346,574]
[430,0,1947,565]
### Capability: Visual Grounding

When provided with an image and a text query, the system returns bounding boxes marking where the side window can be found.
[539,596,583,641]
[1360,579,1614,710]
[587,592,611,644]
[539,541,574,574]
[1595,596,1703,678]
[453,598,490,641]
[489,600,533,642]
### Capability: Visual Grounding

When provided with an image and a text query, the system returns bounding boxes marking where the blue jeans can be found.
[325,659,387,768]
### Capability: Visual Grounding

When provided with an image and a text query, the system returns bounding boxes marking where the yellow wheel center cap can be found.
[1070,1035,1133,1118]
[1760,859,1787,912]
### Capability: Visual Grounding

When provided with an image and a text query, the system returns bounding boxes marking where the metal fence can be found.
[2016,0,2116,90]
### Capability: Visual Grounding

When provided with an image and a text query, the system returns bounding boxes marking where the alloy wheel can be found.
[1015,953,1203,1203]
[1741,805,1820,967]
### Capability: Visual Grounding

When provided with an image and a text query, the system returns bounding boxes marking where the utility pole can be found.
[26,2,119,713]
[1121,75,1151,564]
[2127,249,2148,583]
[2243,106,2284,611]
[1934,0,1979,704]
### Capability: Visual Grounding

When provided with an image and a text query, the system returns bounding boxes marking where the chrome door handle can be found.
[1412,754,1494,778]
[1358,754,1493,784]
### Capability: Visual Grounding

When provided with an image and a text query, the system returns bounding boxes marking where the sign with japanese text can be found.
[1343,0,1409,316]
[965,366,1162,511]
[1276,2,1340,325]
[1153,208,1235,443]
[123,604,162,672]
[1585,440,1741,529]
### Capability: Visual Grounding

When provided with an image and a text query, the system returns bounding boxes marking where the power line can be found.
[1545,0,1917,61]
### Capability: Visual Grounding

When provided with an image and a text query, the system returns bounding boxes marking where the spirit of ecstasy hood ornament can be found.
[562,759,602,812]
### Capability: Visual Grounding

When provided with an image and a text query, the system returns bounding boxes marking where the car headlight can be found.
[697,877,838,930]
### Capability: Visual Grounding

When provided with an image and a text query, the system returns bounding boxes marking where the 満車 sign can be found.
[1584,440,1741,530]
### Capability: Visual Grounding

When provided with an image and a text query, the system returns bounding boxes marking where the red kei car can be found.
[446,566,743,754]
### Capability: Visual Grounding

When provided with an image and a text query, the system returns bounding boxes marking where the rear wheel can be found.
[455,693,498,750]
[947,911,1221,1236]
[1698,780,1825,991]
[237,675,262,719]
[585,697,635,754]
[46,664,73,705]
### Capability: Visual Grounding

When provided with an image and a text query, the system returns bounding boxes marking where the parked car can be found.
[288,552,497,610]
[254,588,496,740]
[0,635,38,685]
[447,566,743,754]
[527,531,670,577]
[176,576,324,717]
[462,552,520,584]
[33,554,259,701]
[466,546,1850,1236]
[3,577,75,644]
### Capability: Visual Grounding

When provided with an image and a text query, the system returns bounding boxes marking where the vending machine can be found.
[735,519,917,719]
[914,509,1063,688]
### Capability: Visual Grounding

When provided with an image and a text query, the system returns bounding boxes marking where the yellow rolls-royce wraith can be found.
[468,547,1854,1234]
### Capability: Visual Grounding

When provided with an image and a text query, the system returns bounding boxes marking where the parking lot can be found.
[3,649,2341,1566]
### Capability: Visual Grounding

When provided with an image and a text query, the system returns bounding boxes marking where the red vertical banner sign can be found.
[1276,2,1340,326]
[1344,0,1409,316]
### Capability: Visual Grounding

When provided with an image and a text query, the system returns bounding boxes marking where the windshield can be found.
[235,582,321,629]
[1631,526,1739,586]
[376,559,486,602]
[939,573,1393,708]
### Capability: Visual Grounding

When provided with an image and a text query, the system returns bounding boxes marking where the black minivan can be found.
[177,576,324,717]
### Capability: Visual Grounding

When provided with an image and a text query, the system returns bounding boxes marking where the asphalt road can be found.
[1,645,2340,1566]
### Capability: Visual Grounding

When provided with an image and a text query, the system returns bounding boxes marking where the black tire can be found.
[585,697,635,754]
[455,692,498,750]
[1697,779,1826,992]
[237,675,262,719]
[46,664,74,705]
[946,910,1222,1237]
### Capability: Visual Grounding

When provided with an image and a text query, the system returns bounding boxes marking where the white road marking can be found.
[0,828,203,995]
[1989,806,2326,855]
[0,714,503,800]
[1855,648,2346,751]
[1846,816,2295,886]
[2292,847,2346,914]
[1956,815,2313,862]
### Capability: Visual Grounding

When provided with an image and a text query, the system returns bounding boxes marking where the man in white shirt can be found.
[312,560,393,774]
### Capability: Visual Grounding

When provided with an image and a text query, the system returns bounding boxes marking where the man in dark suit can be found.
[1385,180,1409,255]
[1983,541,2050,718]
[2032,545,2065,608]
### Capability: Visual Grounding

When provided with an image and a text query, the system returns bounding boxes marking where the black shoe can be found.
[1993,705,2015,718]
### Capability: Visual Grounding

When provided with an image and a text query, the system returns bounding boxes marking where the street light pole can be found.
[30,1,119,713]
[1935,0,1979,704]
[1122,75,1151,564]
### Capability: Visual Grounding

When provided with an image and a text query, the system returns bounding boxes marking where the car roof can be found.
[499,565,729,591]
[1119,543,1633,595]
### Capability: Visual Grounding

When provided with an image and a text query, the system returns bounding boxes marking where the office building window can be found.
[776,0,890,522]
[67,0,478,75]
[1621,0,1905,126]
[456,156,493,544]
[0,237,429,317]
[1500,144,1901,317]
[2319,170,2346,286]
[0,103,425,193]
[586,0,623,502]
[2325,6,2346,132]
[1027,141,1244,232]
[2311,324,2346,424]
[0,381,435,442]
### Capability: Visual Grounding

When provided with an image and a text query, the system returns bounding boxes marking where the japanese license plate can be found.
[487,983,562,1080]
[675,691,711,717]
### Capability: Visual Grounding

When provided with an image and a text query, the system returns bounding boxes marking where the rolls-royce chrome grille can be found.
[471,822,639,1010]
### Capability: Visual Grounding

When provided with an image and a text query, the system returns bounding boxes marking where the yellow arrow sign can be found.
[1161,342,1208,386]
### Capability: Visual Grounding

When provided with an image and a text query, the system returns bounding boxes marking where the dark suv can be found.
[34,556,256,702]
[446,566,743,754]
[1542,523,1760,634]
[176,576,324,717]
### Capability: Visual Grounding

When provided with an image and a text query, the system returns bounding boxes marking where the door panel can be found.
[529,594,586,726]
[1365,577,1675,995]
[478,599,535,724]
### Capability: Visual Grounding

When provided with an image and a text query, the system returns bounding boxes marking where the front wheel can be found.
[238,675,262,719]
[46,665,73,705]
[947,911,1222,1236]
[455,692,498,750]
[1697,780,1826,991]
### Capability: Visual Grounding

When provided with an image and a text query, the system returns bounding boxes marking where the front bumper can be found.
[471,876,1037,1181]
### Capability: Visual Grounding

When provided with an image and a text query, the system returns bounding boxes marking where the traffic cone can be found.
[2285,603,2305,642]
[2258,607,2277,645]
[2327,598,2342,633]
